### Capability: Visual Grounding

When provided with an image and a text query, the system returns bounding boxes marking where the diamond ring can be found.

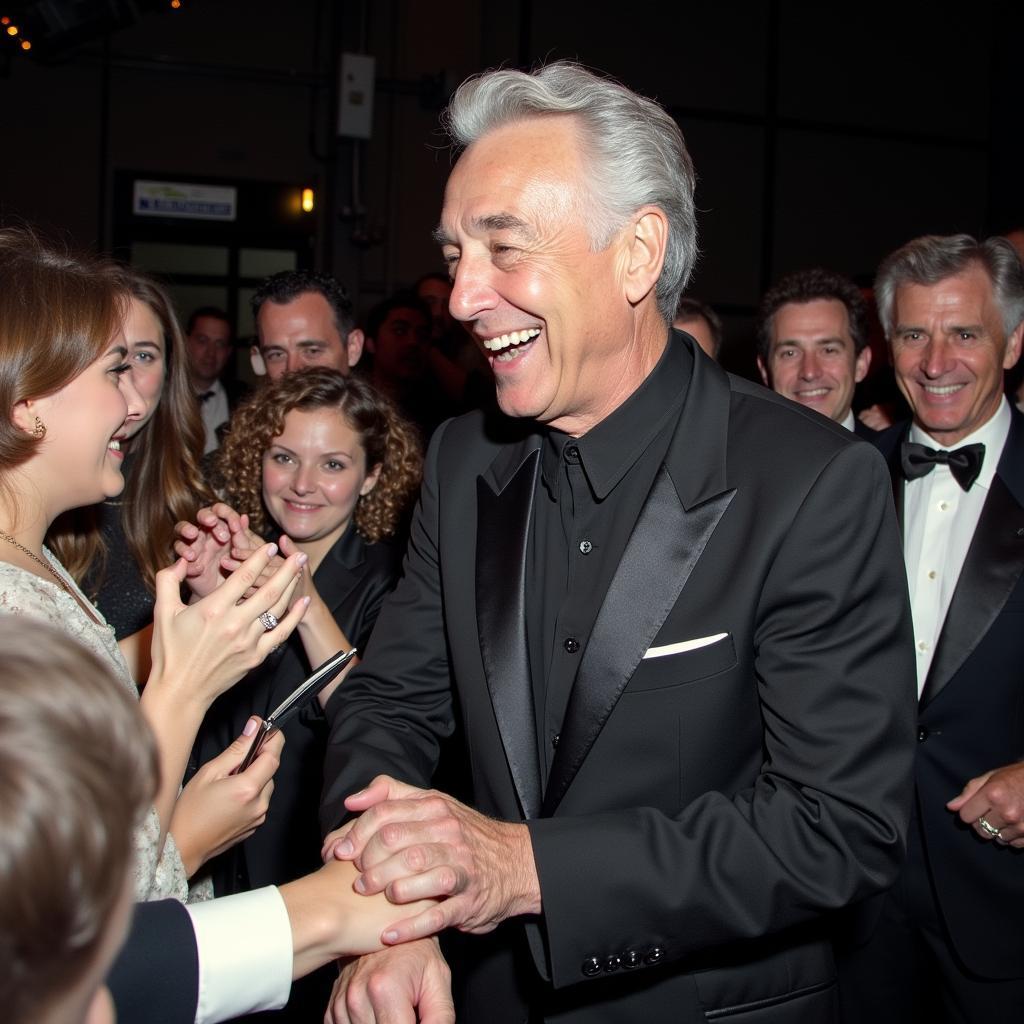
[977,816,1003,840]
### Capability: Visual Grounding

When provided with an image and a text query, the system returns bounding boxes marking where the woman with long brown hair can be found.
[48,267,210,680]
[0,226,308,901]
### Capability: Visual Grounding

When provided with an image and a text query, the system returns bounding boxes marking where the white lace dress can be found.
[0,550,204,902]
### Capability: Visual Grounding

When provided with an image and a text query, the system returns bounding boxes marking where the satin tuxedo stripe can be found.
[476,445,543,819]
[322,336,916,1023]
[873,414,1024,978]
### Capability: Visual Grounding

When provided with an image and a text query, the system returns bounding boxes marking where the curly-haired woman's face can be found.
[262,407,381,554]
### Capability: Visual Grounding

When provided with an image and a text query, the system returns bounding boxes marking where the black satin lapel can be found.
[542,469,736,815]
[921,475,1024,708]
[891,457,905,533]
[882,432,906,533]
[476,448,543,819]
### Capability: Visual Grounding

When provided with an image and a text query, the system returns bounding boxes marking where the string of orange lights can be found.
[2,2,185,56]
[1,14,32,51]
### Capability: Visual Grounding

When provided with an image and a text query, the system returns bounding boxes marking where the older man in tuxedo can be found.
[836,235,1024,1022]
[319,62,916,1024]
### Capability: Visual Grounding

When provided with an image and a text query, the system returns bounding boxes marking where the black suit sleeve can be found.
[107,899,199,1024]
[320,423,456,834]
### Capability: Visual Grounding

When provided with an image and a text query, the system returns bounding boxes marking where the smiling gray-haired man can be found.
[320,61,916,1024]
[838,233,1024,1024]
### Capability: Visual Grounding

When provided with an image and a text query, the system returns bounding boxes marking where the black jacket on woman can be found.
[193,524,401,894]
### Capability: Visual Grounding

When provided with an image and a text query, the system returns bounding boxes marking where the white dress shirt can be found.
[197,379,230,455]
[903,398,1011,694]
[840,410,856,432]
[186,886,293,1023]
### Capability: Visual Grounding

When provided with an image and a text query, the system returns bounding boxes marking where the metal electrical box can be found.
[338,53,375,139]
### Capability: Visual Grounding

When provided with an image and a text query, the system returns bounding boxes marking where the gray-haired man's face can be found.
[438,116,647,437]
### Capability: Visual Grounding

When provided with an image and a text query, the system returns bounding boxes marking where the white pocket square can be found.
[642,633,729,659]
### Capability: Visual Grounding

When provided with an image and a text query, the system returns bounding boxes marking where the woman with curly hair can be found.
[177,366,421,1021]
[47,266,212,681]
[181,365,421,872]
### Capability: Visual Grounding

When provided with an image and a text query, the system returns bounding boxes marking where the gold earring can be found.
[32,416,46,439]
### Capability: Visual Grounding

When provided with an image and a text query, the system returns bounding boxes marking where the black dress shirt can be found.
[528,335,692,782]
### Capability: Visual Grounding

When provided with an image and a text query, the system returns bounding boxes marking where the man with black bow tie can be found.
[838,234,1024,1022]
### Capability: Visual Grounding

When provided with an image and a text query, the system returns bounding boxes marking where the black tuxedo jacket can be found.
[873,412,1024,978]
[322,336,917,1023]
[224,376,251,410]
[196,526,400,892]
[853,417,879,441]
[108,899,199,1024]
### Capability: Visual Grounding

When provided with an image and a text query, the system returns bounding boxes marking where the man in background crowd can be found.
[251,270,363,381]
[672,295,723,359]
[757,267,875,436]
[185,306,246,453]
[362,291,448,440]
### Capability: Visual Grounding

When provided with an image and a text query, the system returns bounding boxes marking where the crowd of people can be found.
[2,59,1024,1024]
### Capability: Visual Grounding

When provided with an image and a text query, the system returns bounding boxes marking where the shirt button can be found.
[917,640,929,652]
[579,539,593,554]
[604,955,622,972]
[564,637,580,654]
[917,727,930,742]
[565,445,580,462]
[551,733,560,749]
[581,956,602,977]
[927,570,936,580]
[938,501,949,511]
[644,946,665,966]
[623,949,642,969]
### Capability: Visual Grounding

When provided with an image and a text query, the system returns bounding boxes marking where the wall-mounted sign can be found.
[133,180,237,221]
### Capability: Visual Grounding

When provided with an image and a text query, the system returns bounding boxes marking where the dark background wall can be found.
[2,0,1022,374]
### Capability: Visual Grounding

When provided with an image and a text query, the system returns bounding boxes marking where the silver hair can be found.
[875,234,1024,339]
[443,61,698,322]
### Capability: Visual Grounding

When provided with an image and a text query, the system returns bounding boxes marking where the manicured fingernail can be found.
[266,543,278,557]
[353,875,366,894]
[383,930,398,943]
[243,716,260,737]
[296,553,309,567]
[337,838,354,857]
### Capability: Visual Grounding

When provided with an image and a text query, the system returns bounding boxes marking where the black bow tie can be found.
[900,441,985,491]
[198,390,215,404]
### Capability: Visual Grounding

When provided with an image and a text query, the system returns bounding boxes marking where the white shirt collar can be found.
[909,397,1010,492]
[840,410,855,432]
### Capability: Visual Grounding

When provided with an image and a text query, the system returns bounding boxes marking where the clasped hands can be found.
[324,775,542,942]
[174,502,309,602]
[320,776,539,1024]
